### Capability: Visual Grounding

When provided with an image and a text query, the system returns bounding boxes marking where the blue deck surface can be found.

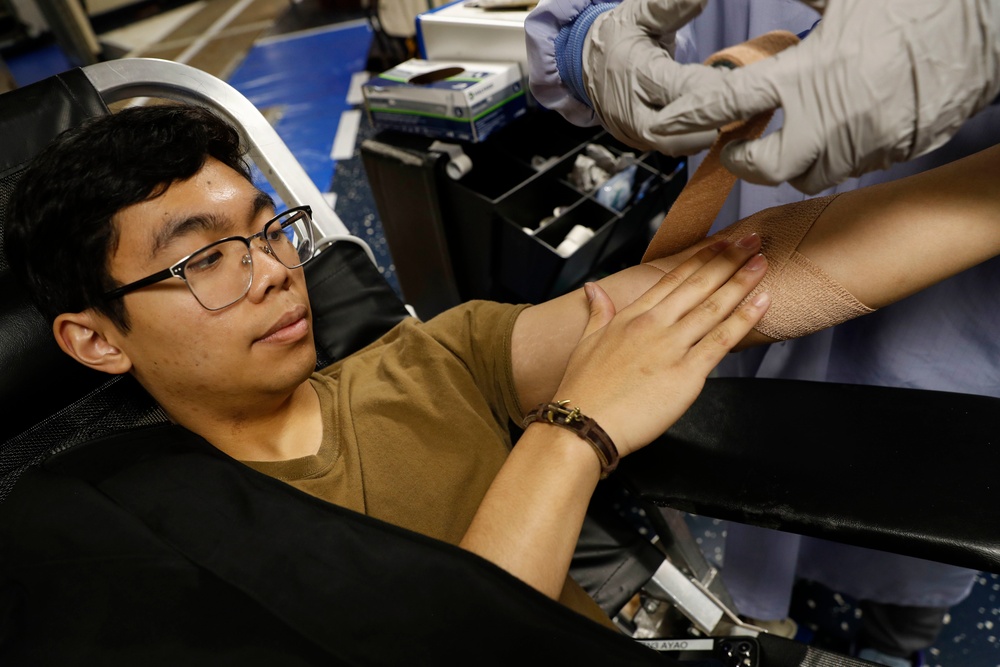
[227,20,372,197]
[5,42,73,87]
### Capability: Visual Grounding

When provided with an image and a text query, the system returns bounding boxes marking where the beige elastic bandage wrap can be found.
[720,194,875,341]
[643,32,876,340]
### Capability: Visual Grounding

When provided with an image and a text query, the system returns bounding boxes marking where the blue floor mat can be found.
[5,42,74,87]
[227,20,373,198]
[225,20,397,292]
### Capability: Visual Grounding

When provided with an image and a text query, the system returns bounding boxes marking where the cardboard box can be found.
[416,0,533,71]
[362,59,528,143]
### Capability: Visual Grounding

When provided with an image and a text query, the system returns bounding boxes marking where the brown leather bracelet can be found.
[522,401,619,479]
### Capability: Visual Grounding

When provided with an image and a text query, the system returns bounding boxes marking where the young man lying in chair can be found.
[3,104,999,661]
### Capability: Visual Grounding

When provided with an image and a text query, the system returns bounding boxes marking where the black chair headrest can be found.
[0,69,111,442]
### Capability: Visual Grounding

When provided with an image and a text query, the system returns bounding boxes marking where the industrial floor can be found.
[2,1,998,665]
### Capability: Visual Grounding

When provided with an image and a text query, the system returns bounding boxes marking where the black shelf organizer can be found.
[362,109,687,318]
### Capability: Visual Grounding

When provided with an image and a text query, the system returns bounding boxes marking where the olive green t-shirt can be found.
[242,300,613,627]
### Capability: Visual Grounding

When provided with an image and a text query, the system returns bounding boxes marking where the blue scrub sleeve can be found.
[525,0,620,126]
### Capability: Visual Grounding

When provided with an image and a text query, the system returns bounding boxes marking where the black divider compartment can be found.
[595,159,686,266]
[546,138,634,191]
[440,112,687,305]
[364,110,688,318]
[495,175,580,231]
[451,143,536,199]
[487,108,600,168]
[499,196,616,303]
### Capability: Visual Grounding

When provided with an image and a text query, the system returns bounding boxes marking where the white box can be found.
[362,58,528,143]
[416,0,532,71]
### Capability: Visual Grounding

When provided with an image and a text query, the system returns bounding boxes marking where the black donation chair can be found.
[1,58,996,667]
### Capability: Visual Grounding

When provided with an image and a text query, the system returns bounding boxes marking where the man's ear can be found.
[52,311,132,375]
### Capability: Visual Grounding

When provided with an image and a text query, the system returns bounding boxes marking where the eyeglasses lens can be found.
[185,239,254,310]
[266,209,315,267]
[183,208,315,310]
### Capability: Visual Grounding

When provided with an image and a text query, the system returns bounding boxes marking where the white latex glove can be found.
[582,0,723,154]
[652,0,1000,194]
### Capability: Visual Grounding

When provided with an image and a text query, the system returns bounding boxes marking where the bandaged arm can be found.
[512,142,1000,411]
[646,143,1000,348]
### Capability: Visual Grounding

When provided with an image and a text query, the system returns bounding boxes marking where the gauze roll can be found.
[718,194,875,340]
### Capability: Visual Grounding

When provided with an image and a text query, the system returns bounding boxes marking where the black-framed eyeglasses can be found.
[103,205,315,311]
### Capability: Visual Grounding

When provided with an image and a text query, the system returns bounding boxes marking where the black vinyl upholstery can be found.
[623,377,1000,573]
[0,69,114,447]
[0,69,135,503]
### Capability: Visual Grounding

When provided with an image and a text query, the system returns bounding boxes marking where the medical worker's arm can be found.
[514,142,1000,411]
[652,0,1000,194]
[525,0,719,154]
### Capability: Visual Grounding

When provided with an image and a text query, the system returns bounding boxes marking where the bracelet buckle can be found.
[523,400,620,479]
[544,399,582,425]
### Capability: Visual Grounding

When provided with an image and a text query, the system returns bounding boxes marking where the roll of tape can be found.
[446,153,473,179]
[555,224,595,258]
[429,140,474,180]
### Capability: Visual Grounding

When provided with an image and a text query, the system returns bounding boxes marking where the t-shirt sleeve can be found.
[417,300,531,429]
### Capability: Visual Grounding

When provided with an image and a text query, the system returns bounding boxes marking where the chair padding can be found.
[305,239,410,366]
[0,69,112,443]
[0,68,109,197]
[573,481,667,617]
[619,377,1000,573]
[0,423,675,666]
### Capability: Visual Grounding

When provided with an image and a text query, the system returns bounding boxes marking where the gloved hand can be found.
[525,0,722,154]
[582,0,722,154]
[651,0,1000,194]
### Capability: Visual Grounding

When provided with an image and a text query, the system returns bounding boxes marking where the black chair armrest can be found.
[618,377,1000,573]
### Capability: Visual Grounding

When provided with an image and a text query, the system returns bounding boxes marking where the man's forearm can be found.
[459,424,602,599]
[468,246,768,599]
[797,143,1000,309]
[716,142,1000,347]
[512,237,759,412]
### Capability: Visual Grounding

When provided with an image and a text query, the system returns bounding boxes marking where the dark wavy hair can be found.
[5,103,251,331]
